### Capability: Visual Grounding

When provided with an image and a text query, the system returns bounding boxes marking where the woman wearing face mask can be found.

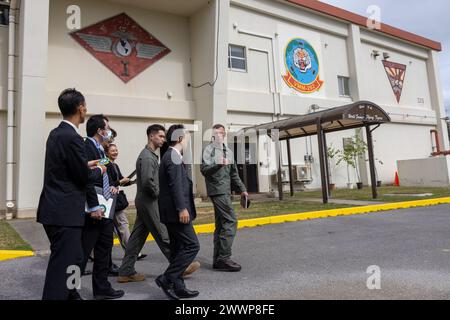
[106,143,147,261]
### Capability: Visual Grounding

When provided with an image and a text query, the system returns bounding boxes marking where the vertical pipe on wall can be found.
[6,0,19,220]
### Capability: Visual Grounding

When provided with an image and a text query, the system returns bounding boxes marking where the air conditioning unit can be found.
[273,167,290,183]
[294,165,311,182]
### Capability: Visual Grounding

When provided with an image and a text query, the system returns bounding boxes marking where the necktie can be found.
[95,143,110,200]
[103,172,111,200]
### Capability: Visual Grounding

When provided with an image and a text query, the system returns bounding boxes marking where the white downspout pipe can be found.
[6,0,19,220]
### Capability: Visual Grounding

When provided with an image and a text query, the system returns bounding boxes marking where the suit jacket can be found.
[158,148,197,224]
[37,122,101,227]
[107,162,124,188]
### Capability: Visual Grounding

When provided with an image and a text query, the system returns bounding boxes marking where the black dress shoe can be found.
[137,253,148,261]
[213,259,242,272]
[108,264,120,277]
[174,288,199,299]
[155,275,179,300]
[94,289,125,300]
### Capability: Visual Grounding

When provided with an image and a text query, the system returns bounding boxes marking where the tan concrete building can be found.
[0,0,448,218]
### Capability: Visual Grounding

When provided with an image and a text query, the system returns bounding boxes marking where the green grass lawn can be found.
[0,220,32,251]
[295,186,450,203]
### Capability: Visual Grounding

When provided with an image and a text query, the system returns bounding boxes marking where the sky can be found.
[320,0,450,115]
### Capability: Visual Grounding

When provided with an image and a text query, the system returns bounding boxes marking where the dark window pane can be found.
[338,76,350,96]
[338,78,344,95]
[229,45,245,58]
[0,7,9,26]
[231,58,246,70]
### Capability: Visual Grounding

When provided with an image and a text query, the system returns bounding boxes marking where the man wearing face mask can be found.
[81,114,124,300]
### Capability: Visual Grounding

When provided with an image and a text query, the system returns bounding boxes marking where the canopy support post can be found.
[317,120,329,204]
[366,125,378,199]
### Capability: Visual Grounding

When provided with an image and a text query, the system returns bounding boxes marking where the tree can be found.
[327,145,340,186]
[336,135,368,184]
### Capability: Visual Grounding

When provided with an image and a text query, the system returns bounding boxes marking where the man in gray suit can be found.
[118,124,200,283]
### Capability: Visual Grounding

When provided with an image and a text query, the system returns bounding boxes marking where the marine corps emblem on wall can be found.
[283,38,323,94]
[70,12,171,83]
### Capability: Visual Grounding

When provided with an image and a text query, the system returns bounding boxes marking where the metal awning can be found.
[239,101,391,204]
[244,101,391,140]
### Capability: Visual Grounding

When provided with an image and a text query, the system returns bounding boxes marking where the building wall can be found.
[228,0,354,119]
[371,123,435,183]
[47,0,195,120]
[226,0,445,190]
[189,0,228,196]
[44,0,204,203]
[2,0,449,218]
[359,41,432,110]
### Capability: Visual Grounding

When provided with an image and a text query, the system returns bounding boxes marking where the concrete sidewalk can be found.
[7,219,49,255]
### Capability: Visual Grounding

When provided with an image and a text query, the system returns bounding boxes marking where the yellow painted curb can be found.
[113,197,450,246]
[0,250,35,261]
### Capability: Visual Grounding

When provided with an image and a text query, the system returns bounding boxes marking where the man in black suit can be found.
[81,114,124,300]
[156,124,200,300]
[37,88,105,300]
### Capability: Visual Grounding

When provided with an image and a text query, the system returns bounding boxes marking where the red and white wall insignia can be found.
[70,13,171,83]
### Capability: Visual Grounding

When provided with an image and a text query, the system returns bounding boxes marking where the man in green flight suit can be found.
[201,124,249,272]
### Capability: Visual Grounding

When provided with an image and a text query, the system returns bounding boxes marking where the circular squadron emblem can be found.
[283,38,323,94]
[114,38,134,57]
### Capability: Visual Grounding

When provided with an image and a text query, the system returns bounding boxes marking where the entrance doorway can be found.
[233,140,258,193]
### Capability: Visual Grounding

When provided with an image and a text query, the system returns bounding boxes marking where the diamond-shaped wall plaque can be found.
[70,12,171,83]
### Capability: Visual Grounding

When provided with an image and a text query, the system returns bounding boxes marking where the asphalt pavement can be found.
[1,204,450,300]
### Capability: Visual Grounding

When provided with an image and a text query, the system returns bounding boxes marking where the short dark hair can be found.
[166,124,186,147]
[58,88,85,117]
[212,124,225,130]
[110,128,117,139]
[86,114,109,138]
[147,124,165,137]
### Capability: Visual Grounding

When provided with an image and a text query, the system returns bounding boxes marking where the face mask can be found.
[100,130,112,142]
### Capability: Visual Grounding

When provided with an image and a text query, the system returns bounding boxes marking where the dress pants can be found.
[113,210,131,251]
[81,217,114,295]
[42,225,83,300]
[163,222,200,290]
[119,206,171,277]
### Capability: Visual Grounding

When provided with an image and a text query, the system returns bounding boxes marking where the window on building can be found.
[228,44,247,71]
[0,2,10,26]
[338,76,350,97]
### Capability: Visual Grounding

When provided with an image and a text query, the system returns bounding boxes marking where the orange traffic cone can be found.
[394,171,400,187]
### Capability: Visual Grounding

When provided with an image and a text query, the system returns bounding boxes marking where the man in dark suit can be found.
[37,88,105,300]
[81,114,124,300]
[156,124,200,300]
